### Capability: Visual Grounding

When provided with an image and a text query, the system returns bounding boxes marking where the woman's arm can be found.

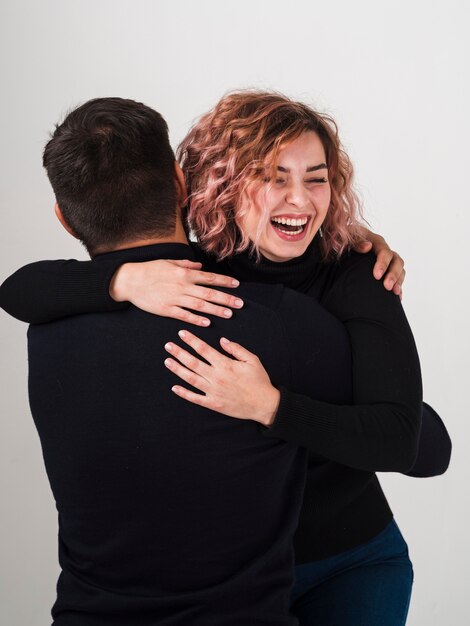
[164,253,450,474]
[405,402,452,477]
[0,258,244,326]
[0,233,405,324]
[354,228,406,297]
[163,303,420,473]
[264,252,427,471]
[0,259,127,324]
[267,253,451,474]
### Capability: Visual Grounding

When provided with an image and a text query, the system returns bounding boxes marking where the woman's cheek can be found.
[312,186,331,210]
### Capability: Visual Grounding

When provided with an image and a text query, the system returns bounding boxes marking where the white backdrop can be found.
[0,1,468,624]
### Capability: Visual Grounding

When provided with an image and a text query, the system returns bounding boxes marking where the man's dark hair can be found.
[43,97,178,255]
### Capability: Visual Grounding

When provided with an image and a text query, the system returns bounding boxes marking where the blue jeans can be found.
[291,520,413,625]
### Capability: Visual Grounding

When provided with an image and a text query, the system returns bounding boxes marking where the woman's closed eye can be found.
[305,177,328,184]
[262,177,286,184]
[264,176,328,185]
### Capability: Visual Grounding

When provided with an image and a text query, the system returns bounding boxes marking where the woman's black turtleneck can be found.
[0,240,451,562]
[223,236,326,292]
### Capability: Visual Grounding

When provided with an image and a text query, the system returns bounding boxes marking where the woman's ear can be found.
[54,203,79,239]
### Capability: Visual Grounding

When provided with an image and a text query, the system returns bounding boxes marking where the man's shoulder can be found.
[326,249,376,278]
[235,281,286,311]
[320,250,378,300]
[221,280,322,326]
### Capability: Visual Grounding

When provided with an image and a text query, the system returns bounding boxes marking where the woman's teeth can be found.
[271,216,308,235]
[271,217,308,227]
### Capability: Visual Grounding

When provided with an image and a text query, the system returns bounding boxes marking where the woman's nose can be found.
[285,180,309,208]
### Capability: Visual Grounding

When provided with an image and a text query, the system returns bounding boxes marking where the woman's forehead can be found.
[271,132,327,169]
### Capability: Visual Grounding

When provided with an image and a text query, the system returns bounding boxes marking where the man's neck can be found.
[92,221,189,257]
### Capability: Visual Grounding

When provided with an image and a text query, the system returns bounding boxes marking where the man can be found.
[26,97,352,625]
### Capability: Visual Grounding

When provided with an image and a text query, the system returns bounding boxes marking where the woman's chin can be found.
[260,238,314,263]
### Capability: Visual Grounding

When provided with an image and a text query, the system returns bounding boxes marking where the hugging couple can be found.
[0,92,451,625]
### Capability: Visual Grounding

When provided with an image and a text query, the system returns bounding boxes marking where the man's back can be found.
[27,243,352,625]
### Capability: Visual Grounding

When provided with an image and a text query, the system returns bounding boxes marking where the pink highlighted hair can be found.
[177,90,365,260]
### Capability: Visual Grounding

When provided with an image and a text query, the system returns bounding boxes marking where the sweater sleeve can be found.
[0,259,127,324]
[404,402,452,477]
[266,252,423,473]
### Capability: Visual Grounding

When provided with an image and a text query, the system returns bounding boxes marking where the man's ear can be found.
[174,162,188,209]
[54,203,79,239]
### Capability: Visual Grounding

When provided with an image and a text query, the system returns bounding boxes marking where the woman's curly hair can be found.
[177,90,365,260]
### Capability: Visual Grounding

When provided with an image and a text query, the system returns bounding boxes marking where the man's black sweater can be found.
[25,243,353,625]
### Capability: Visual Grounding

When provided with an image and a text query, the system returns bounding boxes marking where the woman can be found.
[0,92,450,624]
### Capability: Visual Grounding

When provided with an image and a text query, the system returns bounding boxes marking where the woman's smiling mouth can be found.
[270,215,312,240]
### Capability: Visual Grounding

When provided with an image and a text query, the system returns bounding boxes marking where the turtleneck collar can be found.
[93,242,197,264]
[224,237,326,292]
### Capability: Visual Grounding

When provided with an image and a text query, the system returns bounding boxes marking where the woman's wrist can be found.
[257,387,281,427]
[109,263,135,302]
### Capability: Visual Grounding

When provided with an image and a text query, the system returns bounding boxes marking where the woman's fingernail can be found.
[231,279,240,286]
[223,309,232,318]
[164,359,173,367]
[221,337,230,345]
[178,330,187,338]
[201,319,210,326]
[234,299,244,307]
[165,342,173,351]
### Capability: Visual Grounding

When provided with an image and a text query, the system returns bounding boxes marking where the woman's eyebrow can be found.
[306,163,327,172]
[277,163,328,173]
